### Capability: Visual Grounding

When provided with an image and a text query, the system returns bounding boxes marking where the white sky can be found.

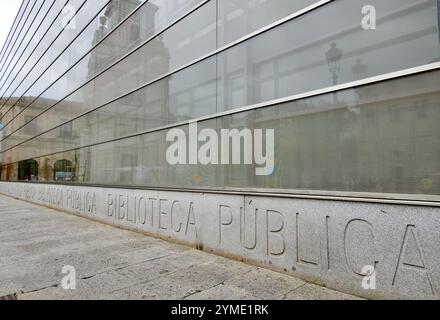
[0,0,23,53]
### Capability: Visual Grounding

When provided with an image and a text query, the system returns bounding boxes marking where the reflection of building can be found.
[0,1,170,184]
[88,0,142,73]
[0,115,4,179]
[250,70,440,194]
[0,0,439,194]
[84,1,170,185]
[0,1,171,185]
[0,97,80,181]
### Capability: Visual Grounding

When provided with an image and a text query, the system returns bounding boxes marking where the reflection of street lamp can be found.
[326,43,343,85]
[326,43,343,104]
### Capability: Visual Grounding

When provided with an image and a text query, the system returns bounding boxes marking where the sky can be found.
[0,0,23,53]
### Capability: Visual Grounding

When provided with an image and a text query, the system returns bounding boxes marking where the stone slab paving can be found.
[0,194,361,300]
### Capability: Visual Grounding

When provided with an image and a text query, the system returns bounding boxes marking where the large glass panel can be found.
[0,0,117,132]
[1,57,216,154]
[0,0,216,149]
[217,0,440,111]
[2,69,440,196]
[1,0,440,199]
[3,0,439,157]
[0,0,208,144]
[0,0,78,107]
[18,0,112,97]
[0,0,108,124]
[217,0,318,46]
[88,0,203,76]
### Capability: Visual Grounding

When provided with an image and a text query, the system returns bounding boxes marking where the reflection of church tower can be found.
[88,0,141,74]
[83,1,170,184]
[106,0,141,29]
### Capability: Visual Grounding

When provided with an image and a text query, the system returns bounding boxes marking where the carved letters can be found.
[0,182,438,299]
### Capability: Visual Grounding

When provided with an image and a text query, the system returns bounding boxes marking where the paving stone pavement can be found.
[0,194,362,300]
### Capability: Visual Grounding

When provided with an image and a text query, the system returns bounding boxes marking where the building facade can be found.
[0,0,440,299]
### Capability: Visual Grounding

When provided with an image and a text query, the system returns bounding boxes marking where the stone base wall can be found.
[1,181,439,300]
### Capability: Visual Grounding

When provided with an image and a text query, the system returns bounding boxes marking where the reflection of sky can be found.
[0,0,22,52]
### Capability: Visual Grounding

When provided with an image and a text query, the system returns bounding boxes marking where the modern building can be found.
[0,0,439,299]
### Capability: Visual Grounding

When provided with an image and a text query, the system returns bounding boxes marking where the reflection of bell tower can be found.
[106,0,141,29]
[83,1,170,185]
[88,0,142,74]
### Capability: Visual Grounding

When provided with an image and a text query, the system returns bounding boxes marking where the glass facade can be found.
[0,0,439,198]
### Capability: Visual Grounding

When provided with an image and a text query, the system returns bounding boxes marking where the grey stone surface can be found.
[0,193,358,300]
[223,268,305,300]
[281,284,363,300]
[184,285,261,300]
[2,182,439,299]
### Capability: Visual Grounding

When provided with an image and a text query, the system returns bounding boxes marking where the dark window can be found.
[18,160,38,181]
